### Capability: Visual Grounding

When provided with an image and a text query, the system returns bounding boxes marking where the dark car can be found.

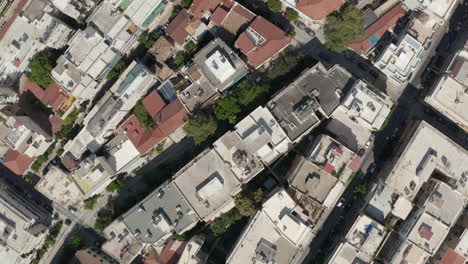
[305,27,315,37]
[294,20,306,30]
[369,70,379,79]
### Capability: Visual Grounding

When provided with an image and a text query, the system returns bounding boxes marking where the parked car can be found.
[368,163,377,175]
[294,20,306,30]
[369,70,379,79]
[305,27,315,37]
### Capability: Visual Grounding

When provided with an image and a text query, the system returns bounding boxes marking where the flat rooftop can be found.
[390,240,430,264]
[346,214,387,257]
[122,182,198,244]
[227,189,313,264]
[407,212,450,255]
[268,63,353,141]
[341,80,393,130]
[384,121,468,200]
[234,106,291,165]
[425,53,468,131]
[102,220,142,264]
[213,131,264,183]
[366,184,393,223]
[289,156,338,204]
[178,78,219,113]
[424,180,465,227]
[35,167,83,208]
[328,242,371,264]
[173,149,241,220]
[193,38,248,92]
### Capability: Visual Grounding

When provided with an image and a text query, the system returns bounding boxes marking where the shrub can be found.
[106,178,124,192]
[286,8,299,21]
[267,0,282,13]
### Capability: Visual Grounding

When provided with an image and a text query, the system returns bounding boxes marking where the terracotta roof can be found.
[211,5,229,25]
[148,36,176,62]
[190,0,222,18]
[13,58,21,67]
[232,4,255,21]
[235,17,291,69]
[3,149,34,175]
[296,0,344,20]
[50,114,63,135]
[348,4,406,54]
[61,152,78,171]
[440,249,466,264]
[143,91,166,117]
[21,77,68,111]
[348,155,362,173]
[323,162,335,174]
[166,9,199,45]
[122,93,188,154]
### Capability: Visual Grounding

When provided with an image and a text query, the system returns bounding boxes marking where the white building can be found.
[226,188,314,264]
[425,50,468,132]
[0,0,72,85]
[340,80,394,130]
[0,116,53,158]
[374,34,424,85]
[402,0,461,22]
[120,0,167,29]
[63,61,156,159]
[52,2,139,102]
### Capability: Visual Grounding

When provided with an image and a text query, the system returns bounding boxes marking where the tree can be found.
[237,81,269,106]
[267,0,282,13]
[235,195,257,217]
[67,235,83,250]
[354,183,368,198]
[214,96,241,124]
[184,41,198,54]
[106,59,127,80]
[252,188,264,204]
[174,53,187,68]
[27,50,59,89]
[95,215,113,232]
[180,0,192,8]
[324,5,364,53]
[83,196,98,210]
[210,209,242,235]
[183,113,218,145]
[286,8,299,22]
[133,101,155,131]
[106,178,124,192]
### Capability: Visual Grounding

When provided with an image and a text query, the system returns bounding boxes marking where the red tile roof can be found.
[190,0,222,18]
[233,4,255,20]
[348,4,406,54]
[211,5,229,25]
[348,154,362,173]
[13,58,21,67]
[3,149,34,175]
[166,9,199,45]
[235,17,291,69]
[122,93,188,154]
[21,77,68,111]
[419,226,433,240]
[440,249,466,264]
[323,162,335,174]
[296,0,344,20]
[142,91,166,117]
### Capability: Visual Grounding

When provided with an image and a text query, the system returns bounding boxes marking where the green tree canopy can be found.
[267,0,282,13]
[180,0,192,8]
[184,41,198,54]
[106,59,127,80]
[214,96,241,124]
[133,101,155,131]
[27,50,59,89]
[183,113,218,145]
[83,196,98,210]
[235,195,257,217]
[286,8,299,22]
[106,178,124,192]
[324,5,364,53]
[237,81,269,106]
[174,53,187,69]
[209,209,242,235]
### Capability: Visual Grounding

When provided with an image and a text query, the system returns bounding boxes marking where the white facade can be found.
[425,50,468,132]
[341,80,394,130]
[227,189,314,264]
[402,0,461,22]
[374,34,424,84]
